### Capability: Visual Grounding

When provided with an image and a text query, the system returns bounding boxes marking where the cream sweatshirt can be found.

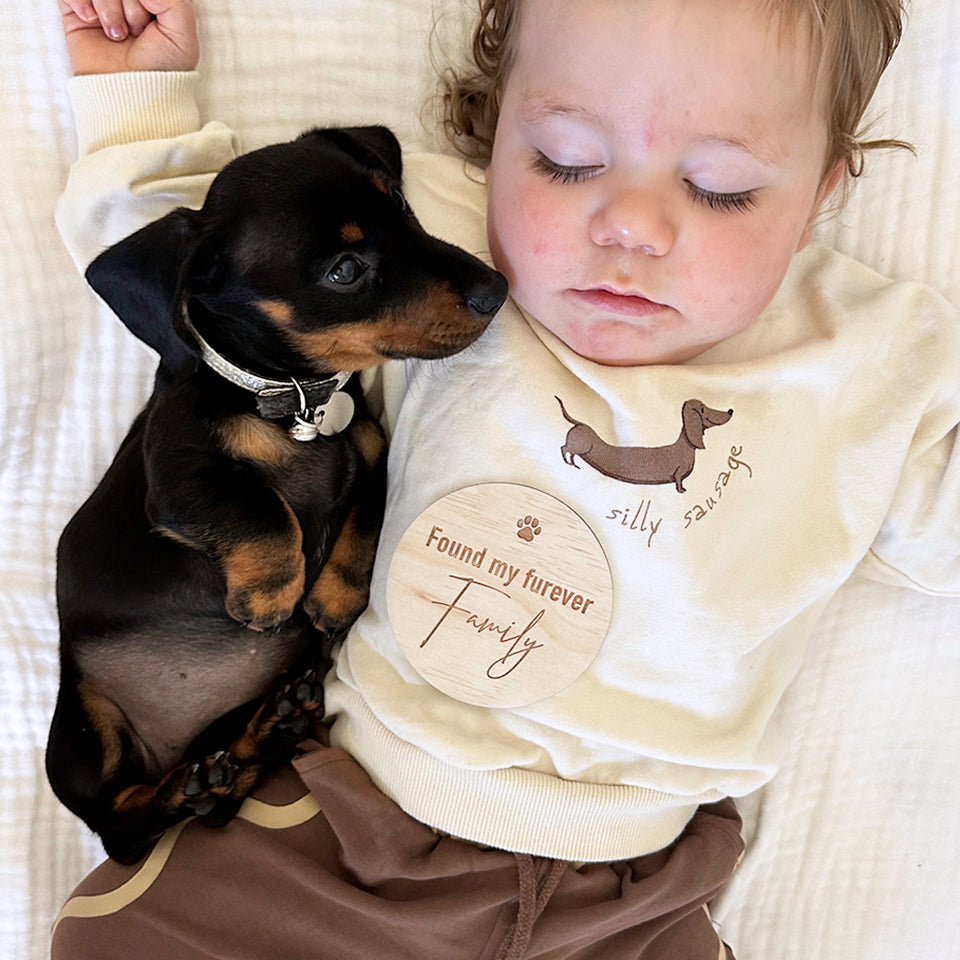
[57,72,960,862]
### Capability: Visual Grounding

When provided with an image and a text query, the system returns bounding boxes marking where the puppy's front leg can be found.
[143,401,305,630]
[215,498,305,631]
[150,473,305,630]
[303,418,386,636]
[304,505,379,635]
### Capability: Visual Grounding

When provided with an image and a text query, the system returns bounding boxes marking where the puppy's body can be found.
[56,381,357,773]
[46,127,506,863]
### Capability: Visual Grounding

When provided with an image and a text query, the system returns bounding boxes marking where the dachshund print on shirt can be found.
[556,397,733,493]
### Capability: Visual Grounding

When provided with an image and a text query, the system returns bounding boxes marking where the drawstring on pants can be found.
[494,854,568,960]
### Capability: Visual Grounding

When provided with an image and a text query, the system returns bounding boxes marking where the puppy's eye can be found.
[327,255,365,285]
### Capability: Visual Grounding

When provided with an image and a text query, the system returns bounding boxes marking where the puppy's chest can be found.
[215,411,360,509]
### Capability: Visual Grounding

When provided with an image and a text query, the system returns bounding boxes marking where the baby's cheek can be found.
[511,184,572,253]
[702,227,788,315]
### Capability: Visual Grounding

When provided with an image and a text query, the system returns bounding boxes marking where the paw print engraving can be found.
[517,516,542,542]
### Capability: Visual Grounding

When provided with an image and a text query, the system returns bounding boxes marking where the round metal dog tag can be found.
[316,391,355,436]
[387,483,613,708]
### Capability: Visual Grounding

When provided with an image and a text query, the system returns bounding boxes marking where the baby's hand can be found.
[60,0,199,75]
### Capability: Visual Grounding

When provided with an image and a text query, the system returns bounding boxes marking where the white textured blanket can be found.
[2,2,958,958]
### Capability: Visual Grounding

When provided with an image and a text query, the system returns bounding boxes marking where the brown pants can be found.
[52,742,743,959]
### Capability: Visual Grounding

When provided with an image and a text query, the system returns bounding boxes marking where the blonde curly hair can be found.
[441,0,913,192]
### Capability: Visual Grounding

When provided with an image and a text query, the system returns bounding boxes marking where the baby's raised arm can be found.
[59,0,198,75]
[55,0,234,271]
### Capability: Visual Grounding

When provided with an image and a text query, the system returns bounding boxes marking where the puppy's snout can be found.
[465,271,508,318]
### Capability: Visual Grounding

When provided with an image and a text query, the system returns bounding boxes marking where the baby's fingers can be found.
[121,0,154,37]
[90,0,132,40]
[59,1,98,23]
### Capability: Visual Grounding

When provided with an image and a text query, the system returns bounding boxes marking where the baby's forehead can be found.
[511,1,826,124]
[511,0,824,80]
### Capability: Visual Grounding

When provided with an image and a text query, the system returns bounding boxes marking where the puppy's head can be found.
[85,126,507,380]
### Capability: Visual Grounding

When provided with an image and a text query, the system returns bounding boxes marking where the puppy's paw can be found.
[266,669,324,741]
[303,566,369,637]
[154,750,240,820]
[222,537,306,630]
[223,669,324,781]
[303,509,375,636]
[179,751,239,816]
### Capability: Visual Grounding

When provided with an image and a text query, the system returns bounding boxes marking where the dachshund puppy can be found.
[46,126,507,864]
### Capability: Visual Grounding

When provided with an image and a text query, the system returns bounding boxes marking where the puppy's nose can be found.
[466,271,509,317]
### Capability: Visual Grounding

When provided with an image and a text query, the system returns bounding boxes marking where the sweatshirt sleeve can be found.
[858,293,960,596]
[55,70,240,273]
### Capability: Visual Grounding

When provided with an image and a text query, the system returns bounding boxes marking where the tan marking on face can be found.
[350,418,387,469]
[340,222,364,243]
[283,285,489,370]
[217,415,294,467]
[256,298,295,326]
[78,679,126,780]
[370,175,389,194]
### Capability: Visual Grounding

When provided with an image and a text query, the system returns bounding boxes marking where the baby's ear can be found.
[797,160,845,251]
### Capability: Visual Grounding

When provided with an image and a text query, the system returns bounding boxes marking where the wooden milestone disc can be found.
[386,483,613,708]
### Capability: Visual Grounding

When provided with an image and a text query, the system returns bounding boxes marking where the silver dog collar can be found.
[179,303,354,441]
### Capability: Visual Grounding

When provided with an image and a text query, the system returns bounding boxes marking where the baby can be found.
[52,0,960,958]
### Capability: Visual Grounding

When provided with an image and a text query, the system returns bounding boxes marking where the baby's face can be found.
[485,0,839,365]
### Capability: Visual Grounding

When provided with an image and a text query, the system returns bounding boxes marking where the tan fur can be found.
[255,298,296,326]
[306,508,376,626]
[221,500,305,627]
[229,685,321,766]
[112,783,157,813]
[217,414,294,467]
[78,679,126,780]
[351,418,386,468]
[283,286,485,369]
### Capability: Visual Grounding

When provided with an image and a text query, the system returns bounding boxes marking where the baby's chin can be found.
[549,316,716,367]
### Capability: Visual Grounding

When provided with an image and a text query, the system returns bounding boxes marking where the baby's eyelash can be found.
[531,152,600,184]
[531,154,758,213]
[686,182,758,213]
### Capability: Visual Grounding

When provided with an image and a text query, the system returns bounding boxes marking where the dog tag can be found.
[315,390,355,436]
[288,391,355,441]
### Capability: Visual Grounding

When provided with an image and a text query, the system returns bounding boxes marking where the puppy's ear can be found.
[308,125,403,181]
[84,208,203,372]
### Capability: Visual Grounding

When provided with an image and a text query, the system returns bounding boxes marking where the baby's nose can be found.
[590,188,675,255]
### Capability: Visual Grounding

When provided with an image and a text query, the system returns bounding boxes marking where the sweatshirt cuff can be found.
[68,71,201,157]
